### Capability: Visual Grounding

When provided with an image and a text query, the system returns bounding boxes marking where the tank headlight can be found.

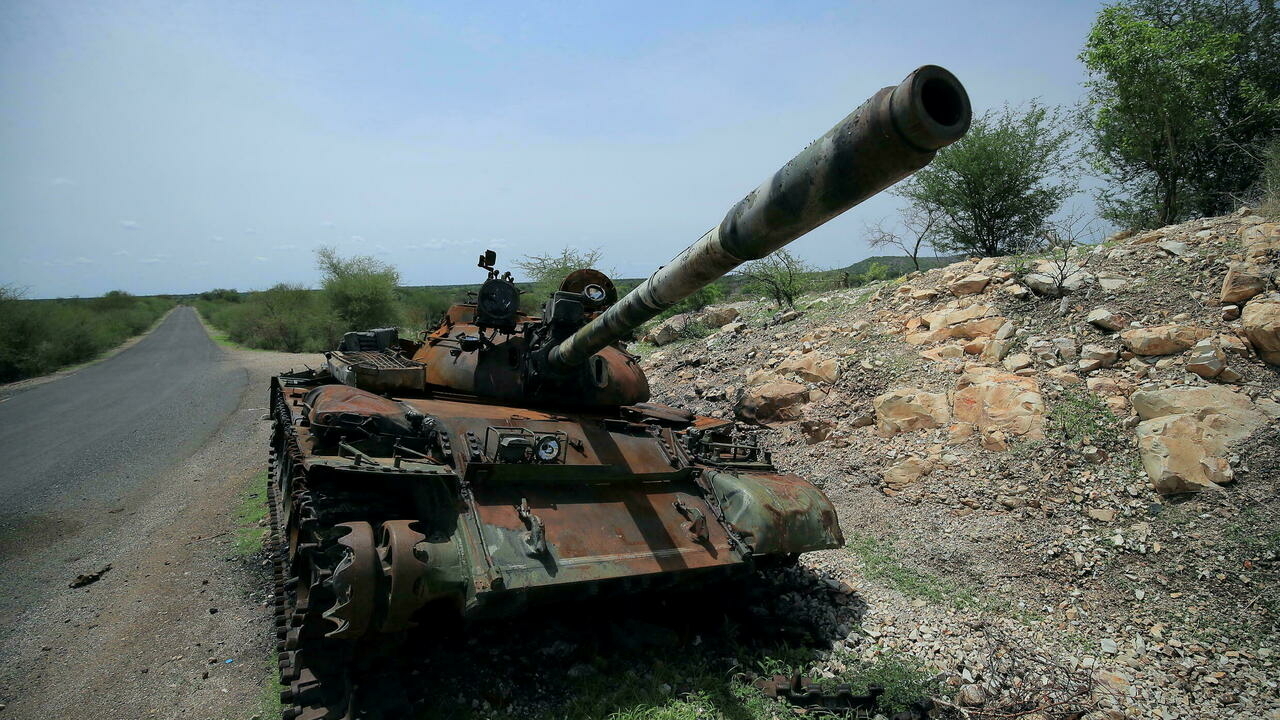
[535,436,561,462]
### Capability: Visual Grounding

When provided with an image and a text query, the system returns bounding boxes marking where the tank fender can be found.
[304,384,418,436]
[705,470,844,555]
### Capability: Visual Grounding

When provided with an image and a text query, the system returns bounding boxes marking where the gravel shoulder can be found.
[0,310,319,720]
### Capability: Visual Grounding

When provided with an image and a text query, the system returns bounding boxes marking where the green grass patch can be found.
[233,472,270,557]
[1047,389,1121,447]
[258,653,284,718]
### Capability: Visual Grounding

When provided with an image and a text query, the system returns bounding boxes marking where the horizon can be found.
[2,1,1104,299]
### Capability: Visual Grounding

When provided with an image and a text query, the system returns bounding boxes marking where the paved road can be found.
[0,306,246,631]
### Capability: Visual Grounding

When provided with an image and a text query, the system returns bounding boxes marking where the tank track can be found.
[268,385,413,720]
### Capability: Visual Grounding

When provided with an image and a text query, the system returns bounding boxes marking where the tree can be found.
[512,247,604,311]
[1081,0,1280,228]
[898,102,1076,257]
[739,249,813,308]
[315,247,401,330]
[864,205,941,271]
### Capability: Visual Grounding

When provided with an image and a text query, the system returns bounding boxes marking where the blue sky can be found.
[1,0,1105,298]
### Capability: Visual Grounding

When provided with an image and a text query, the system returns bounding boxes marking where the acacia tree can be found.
[864,205,941,271]
[512,247,604,311]
[739,249,813,308]
[315,247,401,330]
[1081,0,1280,227]
[898,102,1076,257]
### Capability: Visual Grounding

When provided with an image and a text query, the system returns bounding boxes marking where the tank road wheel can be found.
[375,520,429,632]
[322,521,379,640]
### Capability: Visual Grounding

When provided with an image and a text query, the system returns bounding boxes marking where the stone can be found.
[1027,338,1060,366]
[719,321,746,335]
[873,388,951,435]
[1120,325,1211,355]
[1240,222,1280,261]
[949,273,991,295]
[921,345,965,362]
[646,313,690,346]
[1052,337,1078,361]
[1157,239,1189,256]
[1132,385,1277,493]
[800,419,834,445]
[1086,507,1116,522]
[1185,339,1227,379]
[1086,376,1123,396]
[698,306,740,328]
[778,353,840,384]
[1082,446,1109,464]
[1242,294,1280,365]
[1002,353,1032,372]
[1023,261,1094,296]
[1078,344,1119,372]
[1045,366,1083,384]
[882,456,933,490]
[1086,307,1129,331]
[735,380,809,423]
[775,309,802,324]
[952,366,1046,445]
[1098,275,1127,291]
[1222,304,1241,322]
[956,683,986,707]
[1220,264,1266,305]
[921,304,993,330]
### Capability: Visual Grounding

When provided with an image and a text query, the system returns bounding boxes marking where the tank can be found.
[268,65,970,720]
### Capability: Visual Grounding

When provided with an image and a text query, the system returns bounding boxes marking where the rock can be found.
[719,321,746,335]
[1044,366,1083,384]
[1098,275,1127,291]
[981,337,1013,362]
[1086,507,1116,522]
[882,456,933,490]
[1120,325,1211,355]
[1086,307,1129,331]
[800,419,834,445]
[949,273,991,295]
[1100,637,1119,654]
[1086,376,1123,396]
[735,380,809,423]
[1242,294,1280,365]
[952,367,1045,445]
[956,683,986,707]
[647,313,690,346]
[1132,385,1277,493]
[921,345,965,362]
[1222,304,1241,322]
[778,353,840,384]
[1078,344,1119,373]
[1052,337,1078,361]
[1240,222,1280,261]
[1003,353,1032,372]
[1157,239,1188,256]
[1185,339,1227,379]
[1023,261,1094,296]
[873,388,951,435]
[698,306,740,328]
[775,309,802,324]
[1027,338,1060,366]
[1220,264,1267,305]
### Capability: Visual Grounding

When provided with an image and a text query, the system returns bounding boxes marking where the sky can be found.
[0,0,1106,298]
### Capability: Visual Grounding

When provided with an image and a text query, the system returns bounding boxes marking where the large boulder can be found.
[735,380,809,423]
[951,367,1046,446]
[949,274,991,296]
[1240,222,1280,262]
[1242,294,1280,365]
[1220,264,1267,305]
[1131,385,1277,493]
[882,456,933,490]
[873,388,951,435]
[698,306,740,328]
[778,353,840,384]
[1120,325,1211,356]
[645,313,690,346]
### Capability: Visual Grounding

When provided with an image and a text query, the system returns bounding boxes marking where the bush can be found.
[0,286,174,382]
[316,247,401,330]
[196,284,335,353]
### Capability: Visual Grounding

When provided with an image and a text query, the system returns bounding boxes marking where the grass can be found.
[1047,389,1122,447]
[233,472,270,557]
[258,654,284,719]
[0,288,175,382]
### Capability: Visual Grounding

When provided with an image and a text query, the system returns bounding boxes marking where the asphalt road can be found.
[0,306,246,631]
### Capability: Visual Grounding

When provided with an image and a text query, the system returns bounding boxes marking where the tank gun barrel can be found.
[548,65,971,370]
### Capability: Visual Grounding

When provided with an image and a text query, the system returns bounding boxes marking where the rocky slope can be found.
[639,209,1280,719]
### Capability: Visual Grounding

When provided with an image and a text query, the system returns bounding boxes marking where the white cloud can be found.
[120,220,140,230]
[112,249,130,256]
[73,256,95,265]
[139,257,164,264]
[349,235,365,242]
[49,176,74,186]
[253,256,270,262]
[210,235,224,242]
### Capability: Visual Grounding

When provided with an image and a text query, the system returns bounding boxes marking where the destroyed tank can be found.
[268,65,970,719]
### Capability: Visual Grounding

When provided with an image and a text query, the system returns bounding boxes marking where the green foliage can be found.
[512,246,605,312]
[740,249,813,308]
[197,288,241,303]
[900,101,1076,257]
[0,286,173,382]
[1048,389,1121,447]
[315,247,402,330]
[194,283,335,352]
[861,261,891,283]
[655,282,725,322]
[1081,0,1280,227]
[233,472,270,557]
